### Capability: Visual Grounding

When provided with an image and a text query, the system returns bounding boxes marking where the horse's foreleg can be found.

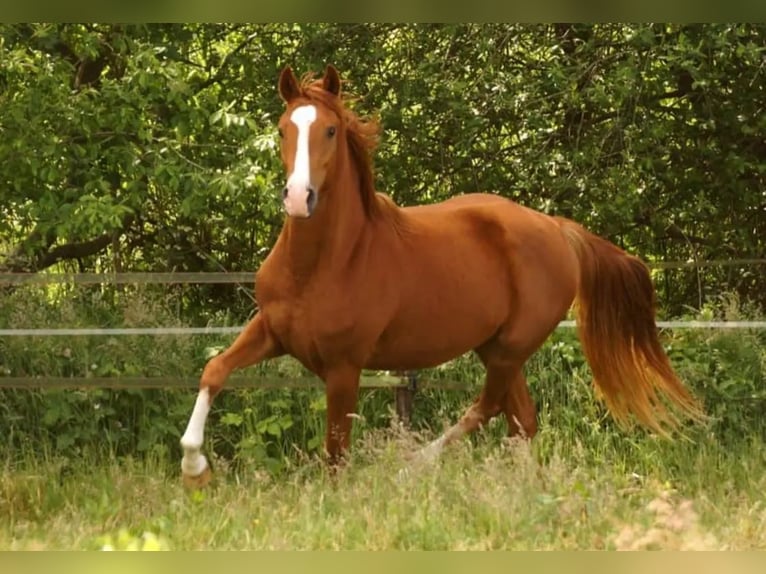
[180,313,280,488]
[323,366,361,466]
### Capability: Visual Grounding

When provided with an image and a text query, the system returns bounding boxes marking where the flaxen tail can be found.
[556,217,705,436]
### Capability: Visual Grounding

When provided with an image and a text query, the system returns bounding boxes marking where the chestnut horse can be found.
[180,65,703,487]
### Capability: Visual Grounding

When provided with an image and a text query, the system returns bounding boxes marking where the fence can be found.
[2,263,766,422]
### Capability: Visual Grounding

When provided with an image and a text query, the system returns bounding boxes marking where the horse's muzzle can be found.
[283,184,317,218]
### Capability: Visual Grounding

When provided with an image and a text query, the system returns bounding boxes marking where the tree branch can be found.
[34,233,114,270]
[1,215,135,273]
[196,31,259,92]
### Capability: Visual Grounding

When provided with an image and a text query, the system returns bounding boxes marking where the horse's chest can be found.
[257,281,363,366]
[255,280,306,347]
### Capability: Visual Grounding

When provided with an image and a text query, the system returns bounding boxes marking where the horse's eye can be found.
[327,126,336,138]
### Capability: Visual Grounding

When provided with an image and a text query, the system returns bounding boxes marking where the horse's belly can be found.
[364,300,504,370]
[363,241,511,370]
[364,340,475,371]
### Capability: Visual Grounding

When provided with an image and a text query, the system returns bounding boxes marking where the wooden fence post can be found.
[394,372,417,427]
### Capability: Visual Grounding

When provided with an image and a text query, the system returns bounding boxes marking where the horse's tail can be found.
[555,217,705,436]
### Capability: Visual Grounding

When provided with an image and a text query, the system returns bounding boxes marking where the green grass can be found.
[2,287,765,549]
[2,420,765,550]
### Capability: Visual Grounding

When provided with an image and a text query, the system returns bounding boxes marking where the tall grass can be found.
[0,285,765,549]
[1,421,765,550]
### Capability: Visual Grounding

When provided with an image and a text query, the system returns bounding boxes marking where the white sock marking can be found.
[397,433,450,482]
[416,433,449,464]
[180,387,211,476]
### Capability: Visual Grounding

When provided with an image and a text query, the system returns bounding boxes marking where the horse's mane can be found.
[297,74,401,225]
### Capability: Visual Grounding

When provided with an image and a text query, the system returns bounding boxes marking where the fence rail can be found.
[2,320,766,338]
[1,258,765,286]
[0,374,470,391]
[0,374,468,421]
[0,272,255,285]
[2,264,765,422]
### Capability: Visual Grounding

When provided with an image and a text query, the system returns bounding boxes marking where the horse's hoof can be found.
[182,465,212,490]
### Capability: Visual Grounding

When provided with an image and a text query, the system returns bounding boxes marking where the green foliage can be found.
[663,299,766,437]
[96,528,169,551]
[1,25,764,551]
[0,23,764,488]
[1,24,765,313]
[2,420,766,549]
[1,286,764,476]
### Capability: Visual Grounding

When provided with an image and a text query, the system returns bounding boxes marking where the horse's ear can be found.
[322,64,341,97]
[278,66,301,102]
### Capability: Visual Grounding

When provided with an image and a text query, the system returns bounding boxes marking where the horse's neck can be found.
[281,158,368,282]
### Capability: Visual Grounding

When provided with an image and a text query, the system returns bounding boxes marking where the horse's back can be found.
[402,192,515,216]
[401,192,563,250]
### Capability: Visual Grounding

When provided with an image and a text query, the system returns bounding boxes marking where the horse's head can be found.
[277,64,343,219]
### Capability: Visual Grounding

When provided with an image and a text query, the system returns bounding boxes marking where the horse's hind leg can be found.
[414,362,510,463]
[503,370,537,439]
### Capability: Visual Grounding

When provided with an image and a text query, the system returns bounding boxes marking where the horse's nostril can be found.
[282,187,289,200]
[306,187,317,214]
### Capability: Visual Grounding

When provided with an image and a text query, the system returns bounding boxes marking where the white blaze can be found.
[284,105,316,217]
[180,387,211,477]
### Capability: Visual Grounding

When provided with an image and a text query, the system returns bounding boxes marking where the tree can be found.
[2,23,764,314]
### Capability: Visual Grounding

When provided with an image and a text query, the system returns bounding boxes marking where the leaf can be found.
[209,109,223,125]
[221,412,243,427]
[307,435,323,451]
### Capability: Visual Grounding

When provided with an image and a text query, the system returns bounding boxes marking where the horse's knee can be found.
[200,355,227,397]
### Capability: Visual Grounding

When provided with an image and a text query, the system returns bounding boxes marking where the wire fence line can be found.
[1,322,763,399]
[0,374,470,391]
[1,258,764,285]
[2,320,766,337]
[0,272,255,285]
[2,262,764,335]
[0,326,244,337]
[1,265,763,403]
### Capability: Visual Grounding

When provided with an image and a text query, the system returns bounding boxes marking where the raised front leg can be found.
[324,365,362,466]
[180,313,281,488]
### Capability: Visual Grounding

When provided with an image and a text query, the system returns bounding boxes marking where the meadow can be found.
[1,288,765,550]
[2,406,765,550]
[3,22,766,551]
